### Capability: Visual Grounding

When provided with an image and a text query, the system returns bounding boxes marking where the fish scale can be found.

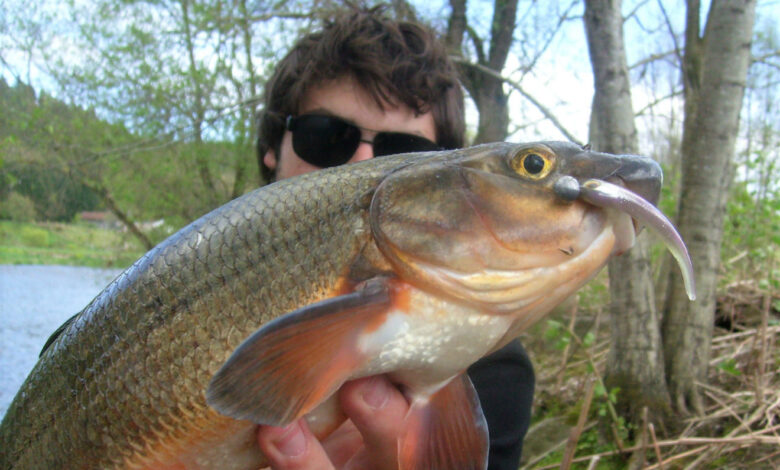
[1,142,695,470]
[1,155,402,469]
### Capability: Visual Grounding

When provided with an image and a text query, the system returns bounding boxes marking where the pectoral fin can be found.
[206,278,393,425]
[399,373,489,470]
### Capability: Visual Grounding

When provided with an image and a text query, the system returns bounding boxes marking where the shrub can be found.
[0,192,37,222]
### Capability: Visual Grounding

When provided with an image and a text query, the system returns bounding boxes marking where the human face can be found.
[263,77,437,180]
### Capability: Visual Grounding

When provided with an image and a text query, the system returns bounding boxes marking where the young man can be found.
[255,7,534,470]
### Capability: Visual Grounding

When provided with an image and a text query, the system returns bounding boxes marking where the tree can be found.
[444,0,587,145]
[445,0,518,144]
[662,0,757,415]
[583,0,672,438]
[52,0,263,210]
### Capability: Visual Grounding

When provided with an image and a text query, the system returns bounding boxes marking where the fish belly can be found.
[356,287,513,394]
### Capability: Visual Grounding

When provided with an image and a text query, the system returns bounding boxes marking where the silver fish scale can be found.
[0,153,422,469]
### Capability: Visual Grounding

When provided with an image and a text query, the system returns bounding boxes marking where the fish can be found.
[0,141,695,470]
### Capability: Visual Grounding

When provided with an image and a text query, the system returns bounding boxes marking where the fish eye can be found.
[510,147,555,180]
[524,154,545,174]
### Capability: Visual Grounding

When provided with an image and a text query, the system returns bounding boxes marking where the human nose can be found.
[350,139,375,162]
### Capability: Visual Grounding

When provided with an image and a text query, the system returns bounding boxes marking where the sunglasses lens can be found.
[290,115,361,167]
[373,133,440,157]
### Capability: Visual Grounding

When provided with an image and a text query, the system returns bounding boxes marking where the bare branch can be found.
[0,54,24,84]
[465,25,487,65]
[247,11,319,22]
[518,0,580,76]
[60,153,155,250]
[655,0,684,71]
[451,56,583,145]
[751,50,780,71]
[629,50,676,70]
[634,89,684,117]
[623,0,652,25]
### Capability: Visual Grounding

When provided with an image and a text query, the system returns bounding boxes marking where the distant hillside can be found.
[0,79,257,241]
[0,80,115,221]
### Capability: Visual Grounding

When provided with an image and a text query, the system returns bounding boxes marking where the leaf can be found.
[608,387,620,404]
[583,331,595,347]
[543,319,563,341]
[716,359,742,377]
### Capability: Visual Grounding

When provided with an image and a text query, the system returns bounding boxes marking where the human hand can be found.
[257,375,408,470]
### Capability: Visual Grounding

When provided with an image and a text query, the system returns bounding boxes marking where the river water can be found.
[0,264,123,418]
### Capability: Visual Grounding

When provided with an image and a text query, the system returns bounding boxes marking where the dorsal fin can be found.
[40,312,79,357]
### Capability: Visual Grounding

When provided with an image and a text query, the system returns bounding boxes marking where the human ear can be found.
[263,149,278,170]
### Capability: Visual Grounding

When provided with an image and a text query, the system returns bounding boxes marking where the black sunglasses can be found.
[285,114,441,168]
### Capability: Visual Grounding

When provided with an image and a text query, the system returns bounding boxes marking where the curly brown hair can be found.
[257,5,465,182]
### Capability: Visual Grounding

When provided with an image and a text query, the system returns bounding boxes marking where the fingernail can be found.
[362,376,390,409]
[272,421,306,457]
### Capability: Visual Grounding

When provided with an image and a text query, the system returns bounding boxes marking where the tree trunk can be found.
[447,0,518,144]
[89,182,155,251]
[180,0,216,199]
[234,0,255,195]
[662,0,756,415]
[583,0,672,435]
[75,171,154,251]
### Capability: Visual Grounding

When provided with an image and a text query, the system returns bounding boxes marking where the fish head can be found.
[370,141,693,321]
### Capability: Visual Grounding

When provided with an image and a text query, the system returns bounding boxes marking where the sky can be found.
[1,0,777,166]
[0,1,680,140]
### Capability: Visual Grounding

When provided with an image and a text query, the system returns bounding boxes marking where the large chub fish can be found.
[0,142,695,470]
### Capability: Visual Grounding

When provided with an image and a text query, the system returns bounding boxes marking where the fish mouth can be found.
[370,142,696,311]
[555,171,696,301]
[393,226,619,318]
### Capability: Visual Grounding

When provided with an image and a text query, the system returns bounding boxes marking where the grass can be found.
[519,284,780,470]
[0,220,145,268]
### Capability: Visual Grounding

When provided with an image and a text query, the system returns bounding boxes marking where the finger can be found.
[257,419,336,470]
[320,419,363,467]
[339,376,408,469]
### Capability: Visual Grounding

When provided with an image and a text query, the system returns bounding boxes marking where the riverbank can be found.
[0,220,145,268]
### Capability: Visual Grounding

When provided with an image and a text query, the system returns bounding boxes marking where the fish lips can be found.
[551,148,662,233]
[609,153,663,207]
[555,152,696,301]
[551,146,663,207]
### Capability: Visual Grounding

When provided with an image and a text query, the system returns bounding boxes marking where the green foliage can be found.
[593,383,621,417]
[3,161,102,221]
[657,162,680,219]
[48,0,263,195]
[0,221,143,268]
[0,79,113,220]
[15,224,51,247]
[576,274,610,312]
[0,76,256,234]
[722,162,780,291]
[531,427,627,469]
[724,181,780,260]
[716,357,742,377]
[721,20,780,291]
[543,319,571,350]
[0,191,37,221]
